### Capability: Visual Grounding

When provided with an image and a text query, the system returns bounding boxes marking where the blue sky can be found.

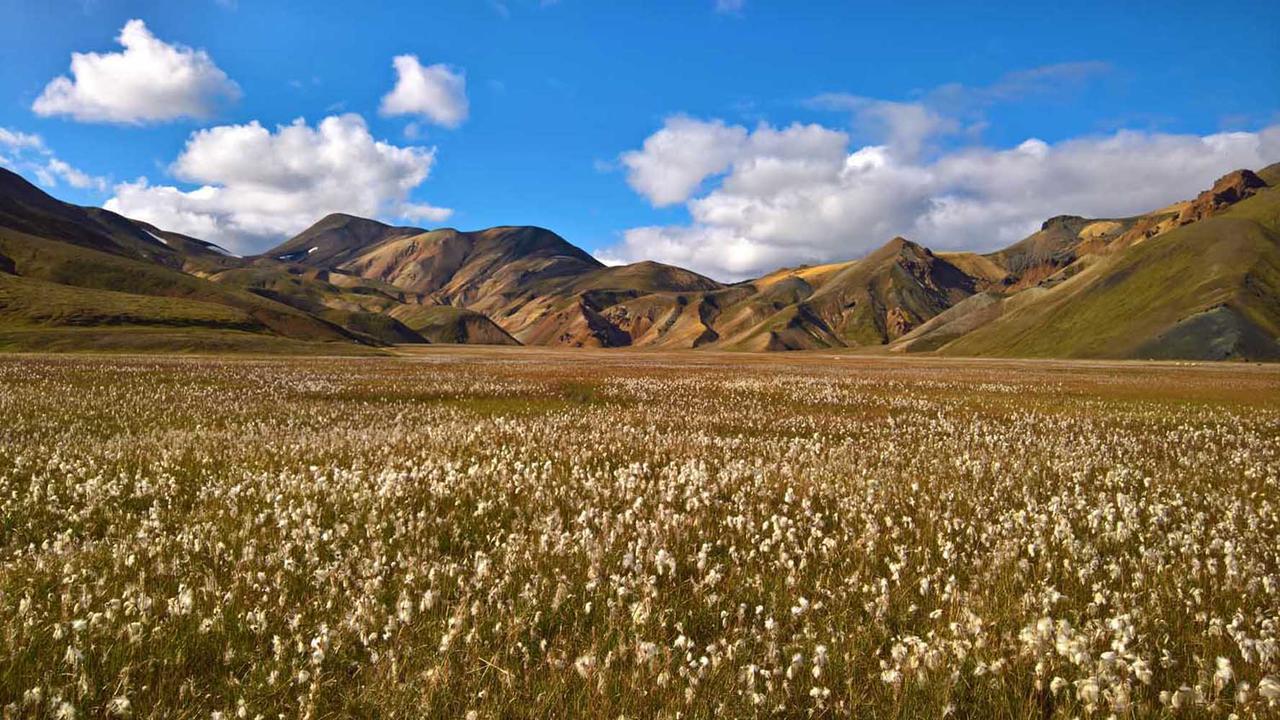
[1,0,1278,278]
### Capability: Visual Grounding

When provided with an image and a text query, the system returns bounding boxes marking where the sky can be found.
[1,0,1278,280]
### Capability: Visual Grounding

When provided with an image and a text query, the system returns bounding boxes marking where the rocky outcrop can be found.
[1177,169,1267,225]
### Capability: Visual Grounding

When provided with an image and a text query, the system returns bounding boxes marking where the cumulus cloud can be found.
[32,19,240,124]
[605,115,1280,280]
[379,55,469,128]
[620,116,748,205]
[1,126,108,192]
[104,114,447,253]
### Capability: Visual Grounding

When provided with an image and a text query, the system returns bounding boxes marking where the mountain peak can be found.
[1041,215,1087,232]
[867,235,929,262]
[298,212,419,236]
[314,211,373,224]
[1176,168,1267,226]
[472,225,602,265]
[1209,168,1265,199]
[263,213,425,264]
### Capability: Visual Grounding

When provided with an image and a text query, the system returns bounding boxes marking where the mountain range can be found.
[1,161,1278,359]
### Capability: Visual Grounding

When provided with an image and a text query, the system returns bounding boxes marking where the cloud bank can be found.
[604,115,1280,280]
[33,19,240,124]
[104,114,446,253]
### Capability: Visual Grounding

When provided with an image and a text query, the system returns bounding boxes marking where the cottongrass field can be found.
[1,349,1278,719]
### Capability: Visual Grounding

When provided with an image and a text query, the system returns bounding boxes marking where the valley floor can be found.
[1,352,1278,717]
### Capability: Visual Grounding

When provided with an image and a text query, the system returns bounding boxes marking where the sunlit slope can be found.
[5,160,1280,356]
[711,237,978,350]
[334,226,603,301]
[493,260,725,347]
[941,186,1280,360]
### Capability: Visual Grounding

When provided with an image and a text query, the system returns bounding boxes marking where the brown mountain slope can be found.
[334,226,603,302]
[803,237,978,344]
[4,160,1279,358]
[0,168,190,268]
[265,213,425,267]
[492,260,725,347]
[660,237,982,352]
[502,236,981,351]
[321,225,617,346]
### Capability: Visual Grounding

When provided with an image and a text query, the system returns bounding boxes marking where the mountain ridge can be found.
[1,162,1278,359]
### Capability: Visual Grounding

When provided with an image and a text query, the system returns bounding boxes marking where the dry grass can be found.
[1,349,1278,718]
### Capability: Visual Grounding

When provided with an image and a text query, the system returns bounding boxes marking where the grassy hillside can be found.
[206,264,430,344]
[0,228,366,343]
[0,272,257,330]
[942,187,1280,360]
[0,328,382,355]
[0,168,183,266]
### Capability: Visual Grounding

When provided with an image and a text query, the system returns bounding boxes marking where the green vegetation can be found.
[943,188,1280,359]
[0,327,383,355]
[0,273,256,330]
[0,227,359,345]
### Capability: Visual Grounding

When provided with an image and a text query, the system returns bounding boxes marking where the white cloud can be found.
[606,115,1280,280]
[32,19,240,124]
[400,202,454,223]
[620,116,748,205]
[379,55,469,128]
[1,126,108,192]
[715,0,745,13]
[0,128,47,152]
[807,95,960,160]
[104,114,448,253]
[38,158,109,191]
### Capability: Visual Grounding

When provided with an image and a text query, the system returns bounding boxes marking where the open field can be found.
[1,349,1279,718]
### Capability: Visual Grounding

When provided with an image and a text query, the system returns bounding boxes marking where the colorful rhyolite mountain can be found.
[1,162,1278,359]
